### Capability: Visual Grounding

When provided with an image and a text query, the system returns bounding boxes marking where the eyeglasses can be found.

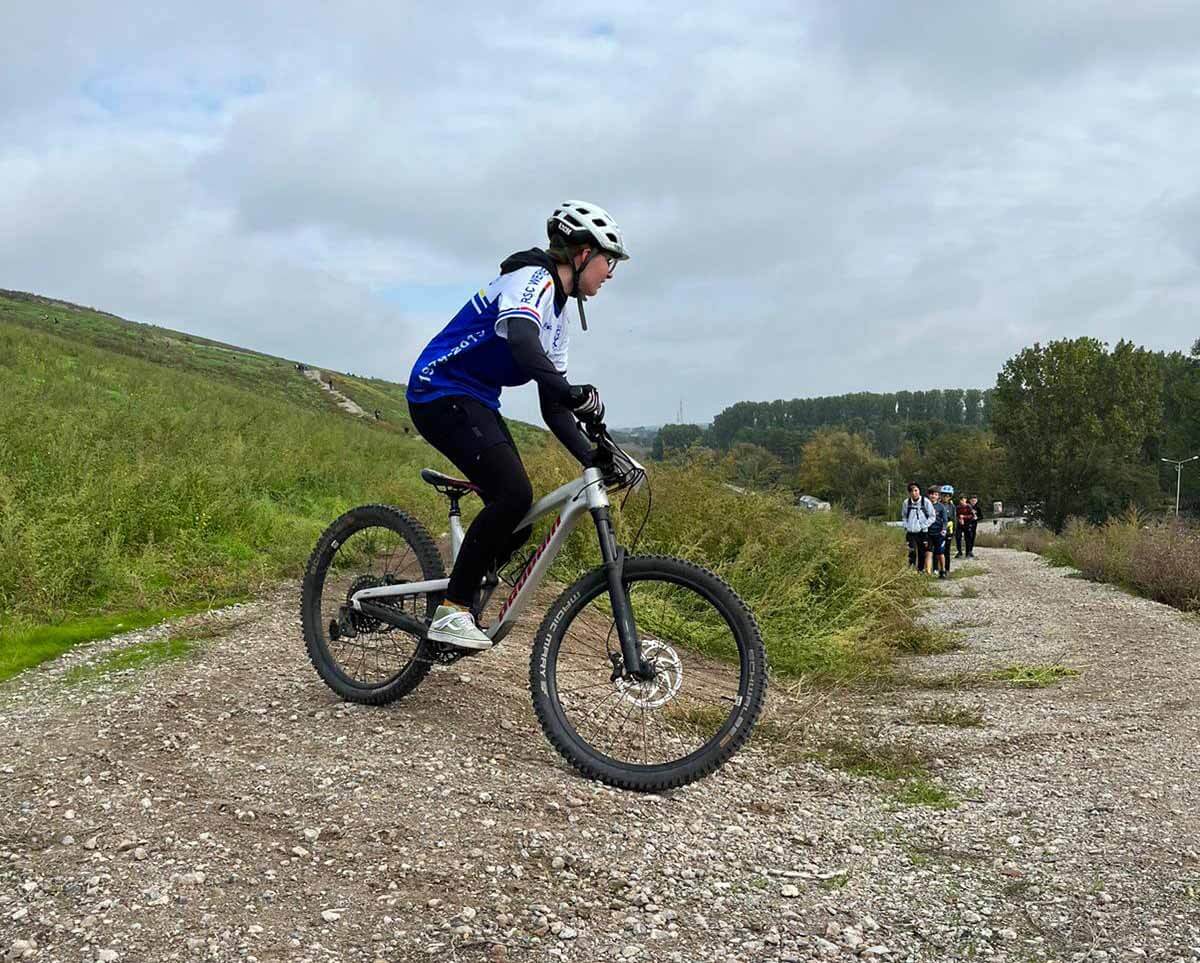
[604,255,618,272]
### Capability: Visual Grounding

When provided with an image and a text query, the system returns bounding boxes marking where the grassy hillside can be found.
[1,291,931,682]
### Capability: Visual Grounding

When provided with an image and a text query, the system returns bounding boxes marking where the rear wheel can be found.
[300,504,445,705]
[530,555,767,792]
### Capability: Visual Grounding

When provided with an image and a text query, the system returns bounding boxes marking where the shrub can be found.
[1125,519,1200,611]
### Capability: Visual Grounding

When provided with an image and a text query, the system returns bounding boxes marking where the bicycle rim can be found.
[534,556,765,789]
[307,508,440,693]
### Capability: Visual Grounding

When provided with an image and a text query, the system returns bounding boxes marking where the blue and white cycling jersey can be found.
[407,265,570,410]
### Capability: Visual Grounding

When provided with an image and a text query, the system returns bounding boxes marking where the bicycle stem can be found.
[591,506,654,681]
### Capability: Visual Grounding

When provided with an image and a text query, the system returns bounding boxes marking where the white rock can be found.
[780,884,800,898]
[97,951,119,962]
[557,926,577,940]
[321,910,341,923]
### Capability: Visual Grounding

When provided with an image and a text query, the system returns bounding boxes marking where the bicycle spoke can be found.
[549,572,749,770]
[314,520,433,688]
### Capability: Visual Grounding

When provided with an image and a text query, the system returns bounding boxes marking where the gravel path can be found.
[301,368,367,417]
[1,548,1198,962]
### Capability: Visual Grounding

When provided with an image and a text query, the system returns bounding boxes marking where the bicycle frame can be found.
[350,467,616,645]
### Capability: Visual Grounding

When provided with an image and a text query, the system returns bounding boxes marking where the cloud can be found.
[2,2,1199,427]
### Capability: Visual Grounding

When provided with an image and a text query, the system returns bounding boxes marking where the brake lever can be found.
[580,418,608,444]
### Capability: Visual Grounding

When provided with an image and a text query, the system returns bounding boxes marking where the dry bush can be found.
[1127,520,1200,611]
[974,524,1055,554]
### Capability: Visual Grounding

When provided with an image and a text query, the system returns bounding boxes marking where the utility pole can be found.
[1161,454,1199,516]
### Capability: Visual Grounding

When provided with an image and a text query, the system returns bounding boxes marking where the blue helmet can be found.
[940,485,954,494]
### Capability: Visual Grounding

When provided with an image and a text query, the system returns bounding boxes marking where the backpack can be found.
[903,498,934,523]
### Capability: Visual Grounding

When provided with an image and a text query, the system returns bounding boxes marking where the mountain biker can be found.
[406,200,629,651]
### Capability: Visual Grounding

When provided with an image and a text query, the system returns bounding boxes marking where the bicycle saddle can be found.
[419,468,482,498]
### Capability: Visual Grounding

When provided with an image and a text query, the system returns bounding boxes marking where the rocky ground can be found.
[1,548,1198,963]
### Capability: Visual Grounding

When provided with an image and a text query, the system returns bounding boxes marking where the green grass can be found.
[63,635,199,684]
[958,585,980,599]
[895,778,958,809]
[987,664,1080,687]
[0,600,241,682]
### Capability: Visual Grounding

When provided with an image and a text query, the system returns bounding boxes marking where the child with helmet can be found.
[406,201,629,650]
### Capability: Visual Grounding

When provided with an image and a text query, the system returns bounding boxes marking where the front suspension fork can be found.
[592,507,654,681]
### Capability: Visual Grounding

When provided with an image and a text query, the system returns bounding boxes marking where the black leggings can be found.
[409,395,533,607]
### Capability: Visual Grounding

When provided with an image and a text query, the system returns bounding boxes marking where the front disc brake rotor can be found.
[615,639,683,709]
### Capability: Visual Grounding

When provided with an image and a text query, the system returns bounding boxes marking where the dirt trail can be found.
[301,368,367,417]
[1,549,1198,962]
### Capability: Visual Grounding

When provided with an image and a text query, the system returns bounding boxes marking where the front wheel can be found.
[530,555,767,792]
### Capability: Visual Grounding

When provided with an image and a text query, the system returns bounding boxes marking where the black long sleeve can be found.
[505,317,573,404]
[505,317,593,465]
[539,383,594,466]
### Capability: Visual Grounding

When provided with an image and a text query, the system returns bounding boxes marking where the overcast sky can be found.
[3,2,1197,426]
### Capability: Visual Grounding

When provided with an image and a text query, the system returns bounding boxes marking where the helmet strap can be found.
[573,249,607,333]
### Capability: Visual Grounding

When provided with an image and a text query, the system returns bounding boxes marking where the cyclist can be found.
[406,200,629,651]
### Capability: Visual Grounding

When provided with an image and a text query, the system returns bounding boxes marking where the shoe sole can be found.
[426,627,492,651]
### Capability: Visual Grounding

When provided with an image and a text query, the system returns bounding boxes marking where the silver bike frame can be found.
[349,467,611,643]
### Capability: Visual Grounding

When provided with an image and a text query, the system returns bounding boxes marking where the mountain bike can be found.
[299,422,767,792]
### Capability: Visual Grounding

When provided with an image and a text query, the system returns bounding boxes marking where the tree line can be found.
[652,338,1200,528]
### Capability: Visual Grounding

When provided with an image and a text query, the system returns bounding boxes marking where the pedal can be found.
[424,639,475,666]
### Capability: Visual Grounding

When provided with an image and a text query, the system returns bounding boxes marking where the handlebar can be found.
[577,419,647,493]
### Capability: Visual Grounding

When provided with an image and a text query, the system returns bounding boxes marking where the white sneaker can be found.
[426,605,492,651]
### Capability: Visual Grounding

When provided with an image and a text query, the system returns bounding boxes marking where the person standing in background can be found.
[939,485,956,575]
[955,495,972,558]
[901,482,935,572]
[926,485,949,578]
[965,496,981,558]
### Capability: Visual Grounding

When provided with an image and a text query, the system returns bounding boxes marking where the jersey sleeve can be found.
[494,268,555,340]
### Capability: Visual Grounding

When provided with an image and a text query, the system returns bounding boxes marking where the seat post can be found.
[449,499,465,562]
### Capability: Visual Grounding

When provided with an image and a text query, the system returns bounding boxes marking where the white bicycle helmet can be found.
[547,200,630,261]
